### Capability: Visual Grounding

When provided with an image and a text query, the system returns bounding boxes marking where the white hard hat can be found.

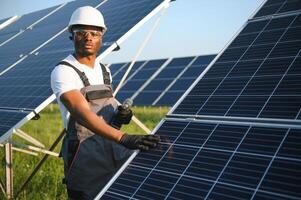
[68,6,107,33]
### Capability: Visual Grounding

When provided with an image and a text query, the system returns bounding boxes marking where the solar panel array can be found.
[99,1,301,199]
[110,55,215,106]
[0,0,171,142]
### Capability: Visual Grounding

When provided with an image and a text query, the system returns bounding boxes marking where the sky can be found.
[0,0,265,63]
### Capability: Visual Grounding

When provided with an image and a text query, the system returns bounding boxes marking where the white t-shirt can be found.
[50,54,112,128]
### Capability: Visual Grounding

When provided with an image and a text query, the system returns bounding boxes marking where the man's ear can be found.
[69,35,73,41]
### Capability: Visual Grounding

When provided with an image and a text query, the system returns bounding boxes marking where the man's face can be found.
[72,25,103,57]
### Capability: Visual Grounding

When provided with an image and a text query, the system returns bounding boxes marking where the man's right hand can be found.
[119,133,160,151]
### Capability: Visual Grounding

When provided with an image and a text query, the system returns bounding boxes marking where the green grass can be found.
[0,104,168,200]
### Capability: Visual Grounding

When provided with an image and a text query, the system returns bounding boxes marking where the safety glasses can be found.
[73,29,103,39]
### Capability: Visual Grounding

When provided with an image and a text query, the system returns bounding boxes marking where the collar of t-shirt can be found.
[65,54,104,85]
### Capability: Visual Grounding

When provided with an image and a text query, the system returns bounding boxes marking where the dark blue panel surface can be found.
[0,6,59,44]
[0,53,62,109]
[155,55,215,106]
[155,91,183,106]
[112,61,145,90]
[0,110,27,139]
[134,91,161,105]
[118,59,166,92]
[133,57,194,105]
[102,120,301,199]
[109,63,127,76]
[173,14,301,120]
[254,0,301,18]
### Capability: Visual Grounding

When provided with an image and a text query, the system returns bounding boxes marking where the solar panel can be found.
[172,13,301,120]
[112,61,146,90]
[155,55,216,106]
[116,59,167,103]
[109,63,129,77]
[0,6,61,44]
[0,0,171,142]
[100,119,301,199]
[134,57,195,105]
[99,1,301,199]
[254,0,301,18]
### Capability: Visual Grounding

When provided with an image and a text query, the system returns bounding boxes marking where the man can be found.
[51,6,160,200]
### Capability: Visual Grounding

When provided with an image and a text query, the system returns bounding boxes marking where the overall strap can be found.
[57,61,91,87]
[100,63,111,85]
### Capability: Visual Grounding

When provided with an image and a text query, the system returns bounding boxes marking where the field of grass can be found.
[0,104,168,200]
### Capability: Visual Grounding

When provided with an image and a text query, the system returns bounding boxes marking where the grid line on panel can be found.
[164,122,220,199]
[193,19,272,116]
[173,13,301,119]
[102,119,300,199]
[133,57,196,105]
[111,63,129,78]
[257,49,301,119]
[103,119,301,199]
[155,55,216,106]
[117,61,148,92]
[224,14,298,117]
[203,126,252,199]
[253,0,300,19]
[0,5,63,46]
[131,58,171,100]
[250,128,290,199]
[129,122,191,199]
[152,56,198,105]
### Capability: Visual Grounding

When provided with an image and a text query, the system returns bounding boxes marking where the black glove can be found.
[119,133,160,151]
[111,106,133,129]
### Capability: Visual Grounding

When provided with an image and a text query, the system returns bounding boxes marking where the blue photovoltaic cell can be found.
[117,59,166,105]
[109,63,128,77]
[112,61,145,90]
[0,6,60,44]
[102,119,301,199]
[133,91,162,105]
[173,13,301,120]
[0,53,62,109]
[254,0,301,18]
[0,111,28,136]
[155,55,215,106]
[120,59,166,90]
[134,57,194,105]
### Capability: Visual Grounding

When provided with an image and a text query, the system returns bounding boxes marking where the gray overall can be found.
[58,61,132,198]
